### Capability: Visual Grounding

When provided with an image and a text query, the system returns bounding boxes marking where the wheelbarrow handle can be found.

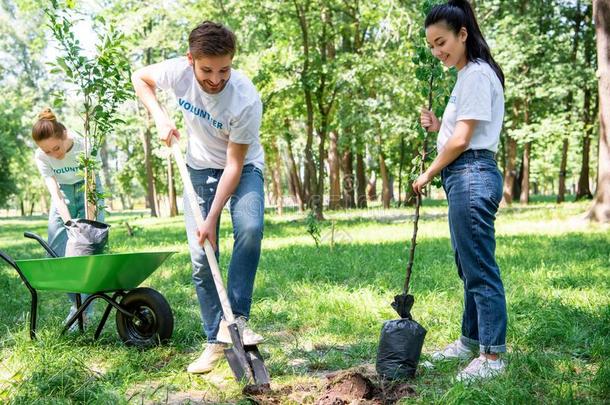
[24,232,58,258]
[0,249,18,270]
[170,140,236,324]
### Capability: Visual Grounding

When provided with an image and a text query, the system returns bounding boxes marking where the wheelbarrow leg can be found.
[75,294,84,333]
[94,292,123,340]
[62,294,98,335]
[30,290,38,340]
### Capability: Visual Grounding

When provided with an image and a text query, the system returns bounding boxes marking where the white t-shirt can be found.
[35,134,85,185]
[437,60,504,153]
[153,57,265,170]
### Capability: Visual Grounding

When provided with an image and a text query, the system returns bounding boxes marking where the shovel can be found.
[170,138,271,393]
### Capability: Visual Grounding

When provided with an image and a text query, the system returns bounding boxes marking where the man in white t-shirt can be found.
[132,21,265,374]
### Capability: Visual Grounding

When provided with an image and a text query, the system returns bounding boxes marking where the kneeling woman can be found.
[32,108,104,327]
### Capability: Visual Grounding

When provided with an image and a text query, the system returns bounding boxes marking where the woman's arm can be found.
[44,177,72,223]
[412,119,477,194]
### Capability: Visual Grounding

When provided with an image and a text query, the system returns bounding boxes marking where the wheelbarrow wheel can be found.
[116,287,173,347]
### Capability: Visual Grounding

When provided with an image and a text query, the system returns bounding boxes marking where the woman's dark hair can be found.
[425,0,505,87]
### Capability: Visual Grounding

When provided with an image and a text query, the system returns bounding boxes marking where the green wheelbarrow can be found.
[0,231,175,347]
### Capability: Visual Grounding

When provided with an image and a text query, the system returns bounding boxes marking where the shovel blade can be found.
[245,345,271,386]
[225,348,248,382]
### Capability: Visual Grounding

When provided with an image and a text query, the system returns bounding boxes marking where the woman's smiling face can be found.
[426,22,468,70]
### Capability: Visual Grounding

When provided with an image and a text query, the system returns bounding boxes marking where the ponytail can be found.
[425,0,505,88]
[32,108,66,142]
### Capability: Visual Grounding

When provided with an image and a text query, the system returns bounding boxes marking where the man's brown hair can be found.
[189,21,236,58]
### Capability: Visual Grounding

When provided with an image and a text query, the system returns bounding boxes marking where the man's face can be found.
[188,53,233,94]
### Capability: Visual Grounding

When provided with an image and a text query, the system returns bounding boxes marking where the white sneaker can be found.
[456,355,506,382]
[217,317,264,346]
[431,339,476,361]
[187,343,227,374]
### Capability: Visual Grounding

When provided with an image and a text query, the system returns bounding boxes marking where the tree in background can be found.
[45,0,132,219]
[588,0,610,223]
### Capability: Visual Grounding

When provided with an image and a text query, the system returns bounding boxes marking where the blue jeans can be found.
[48,179,105,315]
[184,164,265,342]
[441,150,507,354]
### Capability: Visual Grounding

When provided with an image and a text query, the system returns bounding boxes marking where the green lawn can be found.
[0,200,608,404]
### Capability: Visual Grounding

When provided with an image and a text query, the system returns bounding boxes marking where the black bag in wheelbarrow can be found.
[65,218,110,256]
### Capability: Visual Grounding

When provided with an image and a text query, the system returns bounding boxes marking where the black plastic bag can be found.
[65,219,110,257]
[376,318,427,380]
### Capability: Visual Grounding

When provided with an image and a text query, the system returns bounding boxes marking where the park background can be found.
[0,0,609,403]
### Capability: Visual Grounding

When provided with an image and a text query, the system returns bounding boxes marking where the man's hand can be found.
[156,118,181,147]
[412,171,433,195]
[196,216,218,250]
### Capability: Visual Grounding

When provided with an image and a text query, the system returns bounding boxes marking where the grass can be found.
[0,199,608,404]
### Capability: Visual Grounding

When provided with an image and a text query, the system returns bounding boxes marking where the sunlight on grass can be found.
[0,199,608,403]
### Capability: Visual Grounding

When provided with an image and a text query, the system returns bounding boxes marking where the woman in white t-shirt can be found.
[413,0,507,381]
[32,108,103,327]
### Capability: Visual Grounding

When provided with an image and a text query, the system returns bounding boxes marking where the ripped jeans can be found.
[183,164,265,342]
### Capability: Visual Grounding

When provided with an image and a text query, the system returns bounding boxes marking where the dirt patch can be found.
[313,369,416,405]
[316,371,378,404]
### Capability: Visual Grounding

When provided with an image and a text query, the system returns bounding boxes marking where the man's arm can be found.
[131,64,180,145]
[44,177,71,223]
[197,141,249,248]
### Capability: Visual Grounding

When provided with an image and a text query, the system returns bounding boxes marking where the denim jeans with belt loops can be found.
[47,179,104,316]
[183,164,265,343]
[441,149,507,354]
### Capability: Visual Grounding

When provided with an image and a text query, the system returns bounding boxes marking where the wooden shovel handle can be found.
[170,139,236,324]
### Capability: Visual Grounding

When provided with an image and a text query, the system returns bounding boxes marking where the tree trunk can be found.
[576,88,595,200]
[587,0,610,222]
[271,139,284,215]
[328,130,341,209]
[559,0,584,204]
[397,136,405,207]
[341,148,356,208]
[356,151,367,208]
[519,100,531,204]
[294,1,316,208]
[502,135,518,205]
[520,142,531,204]
[379,135,391,209]
[513,156,523,200]
[99,139,113,210]
[367,172,377,202]
[284,130,305,211]
[167,155,178,217]
[557,139,569,203]
[577,14,596,201]
[20,199,25,217]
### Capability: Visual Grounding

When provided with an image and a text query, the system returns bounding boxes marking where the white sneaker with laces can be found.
[456,355,506,382]
[431,339,476,361]
[187,343,227,374]
[217,317,264,346]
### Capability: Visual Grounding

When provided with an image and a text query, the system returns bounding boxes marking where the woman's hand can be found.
[412,171,433,195]
[196,216,218,250]
[420,107,441,132]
